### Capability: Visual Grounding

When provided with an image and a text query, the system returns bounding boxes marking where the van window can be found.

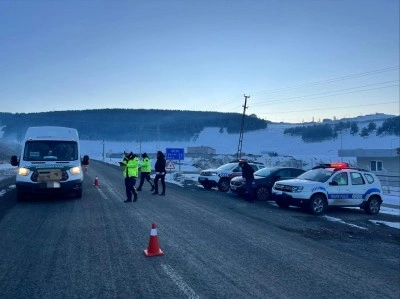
[23,141,78,161]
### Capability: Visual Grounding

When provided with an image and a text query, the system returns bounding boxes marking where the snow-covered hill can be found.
[81,117,399,170]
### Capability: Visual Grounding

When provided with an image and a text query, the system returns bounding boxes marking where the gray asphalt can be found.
[0,160,399,299]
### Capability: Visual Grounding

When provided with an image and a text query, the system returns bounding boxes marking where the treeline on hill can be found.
[283,116,400,142]
[0,109,268,142]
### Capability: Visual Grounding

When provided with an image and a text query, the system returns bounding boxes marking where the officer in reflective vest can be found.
[137,152,155,191]
[120,152,139,202]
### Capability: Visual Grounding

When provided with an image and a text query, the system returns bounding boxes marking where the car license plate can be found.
[47,182,61,188]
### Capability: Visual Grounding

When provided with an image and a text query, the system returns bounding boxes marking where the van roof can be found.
[24,126,79,141]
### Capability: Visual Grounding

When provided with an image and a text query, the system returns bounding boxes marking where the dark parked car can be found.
[230,167,305,201]
[198,161,264,192]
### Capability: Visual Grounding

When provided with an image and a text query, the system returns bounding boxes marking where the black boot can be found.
[159,190,165,196]
[150,183,155,192]
[152,183,158,194]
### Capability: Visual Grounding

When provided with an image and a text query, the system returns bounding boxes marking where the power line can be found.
[256,101,399,116]
[208,66,399,112]
[252,83,399,107]
[250,66,399,97]
[251,80,399,107]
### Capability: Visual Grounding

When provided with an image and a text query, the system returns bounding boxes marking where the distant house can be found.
[338,148,400,176]
[187,146,216,155]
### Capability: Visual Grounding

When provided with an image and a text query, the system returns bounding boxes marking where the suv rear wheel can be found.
[364,196,381,215]
[218,178,230,192]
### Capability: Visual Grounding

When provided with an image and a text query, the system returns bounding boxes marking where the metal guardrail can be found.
[377,174,400,197]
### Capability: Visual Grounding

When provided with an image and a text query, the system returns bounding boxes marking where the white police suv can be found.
[272,163,383,215]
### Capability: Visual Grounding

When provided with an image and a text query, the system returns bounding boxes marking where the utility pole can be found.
[237,94,249,160]
[102,140,105,161]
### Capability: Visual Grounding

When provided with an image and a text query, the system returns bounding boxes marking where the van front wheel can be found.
[16,188,26,202]
[75,189,83,199]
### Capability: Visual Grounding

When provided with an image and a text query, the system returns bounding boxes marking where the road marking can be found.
[161,264,199,299]
[96,187,108,199]
[90,177,125,201]
[369,220,400,229]
[323,215,367,230]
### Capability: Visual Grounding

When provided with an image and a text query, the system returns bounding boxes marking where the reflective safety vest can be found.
[121,157,139,178]
[140,157,152,173]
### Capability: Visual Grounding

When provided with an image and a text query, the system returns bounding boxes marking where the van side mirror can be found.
[329,181,338,186]
[10,155,19,167]
[82,155,90,165]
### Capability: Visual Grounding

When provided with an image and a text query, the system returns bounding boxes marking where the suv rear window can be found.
[364,173,375,184]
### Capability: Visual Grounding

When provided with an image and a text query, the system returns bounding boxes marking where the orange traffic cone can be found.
[144,223,164,257]
[93,176,100,186]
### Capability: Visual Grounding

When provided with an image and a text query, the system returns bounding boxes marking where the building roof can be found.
[339,148,399,158]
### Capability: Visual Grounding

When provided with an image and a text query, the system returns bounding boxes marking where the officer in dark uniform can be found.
[152,151,166,196]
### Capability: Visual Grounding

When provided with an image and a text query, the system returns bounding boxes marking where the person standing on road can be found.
[152,150,166,196]
[120,152,139,202]
[137,152,155,191]
[239,160,255,202]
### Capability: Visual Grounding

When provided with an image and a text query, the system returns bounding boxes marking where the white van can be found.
[11,126,89,200]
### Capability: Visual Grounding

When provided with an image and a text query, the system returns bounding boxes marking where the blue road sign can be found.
[166,148,184,160]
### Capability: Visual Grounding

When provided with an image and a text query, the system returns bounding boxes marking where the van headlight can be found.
[18,168,30,176]
[70,166,81,175]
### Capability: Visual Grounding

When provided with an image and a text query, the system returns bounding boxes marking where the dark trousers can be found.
[138,172,153,189]
[154,174,165,193]
[125,177,137,200]
[245,178,253,198]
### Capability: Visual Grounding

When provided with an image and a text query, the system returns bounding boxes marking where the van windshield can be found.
[23,141,78,161]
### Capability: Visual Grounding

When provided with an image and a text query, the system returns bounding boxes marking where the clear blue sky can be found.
[1,0,399,123]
